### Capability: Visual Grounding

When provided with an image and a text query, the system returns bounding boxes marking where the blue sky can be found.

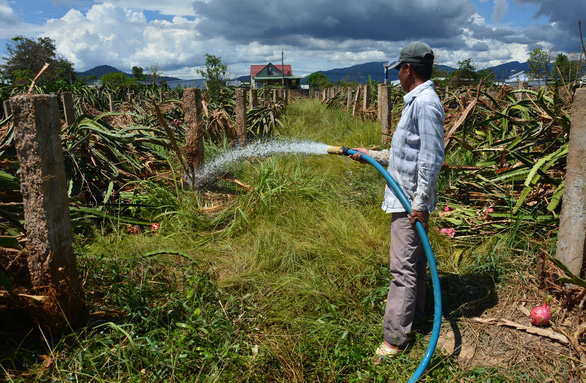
[1,1,584,79]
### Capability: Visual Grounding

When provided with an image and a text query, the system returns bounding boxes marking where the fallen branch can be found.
[471,317,570,345]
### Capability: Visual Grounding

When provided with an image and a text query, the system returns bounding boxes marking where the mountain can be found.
[487,61,532,81]
[313,62,458,84]
[77,65,122,78]
[76,65,180,82]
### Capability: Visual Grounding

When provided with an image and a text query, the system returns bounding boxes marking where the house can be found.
[503,70,546,87]
[250,63,303,89]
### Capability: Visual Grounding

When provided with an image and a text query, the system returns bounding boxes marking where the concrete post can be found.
[249,89,259,109]
[346,87,352,110]
[183,88,205,174]
[363,84,370,111]
[264,89,270,106]
[380,85,392,144]
[108,93,115,113]
[235,88,247,145]
[378,83,383,121]
[273,89,278,104]
[10,94,87,329]
[557,88,586,277]
[61,92,75,126]
[518,82,529,100]
[3,99,11,119]
[352,86,361,117]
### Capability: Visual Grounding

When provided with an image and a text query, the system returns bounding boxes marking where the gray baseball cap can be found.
[387,42,435,70]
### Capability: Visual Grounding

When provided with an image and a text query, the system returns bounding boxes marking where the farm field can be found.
[0,82,585,382]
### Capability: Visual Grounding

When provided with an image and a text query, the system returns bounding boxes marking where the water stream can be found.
[189,138,330,186]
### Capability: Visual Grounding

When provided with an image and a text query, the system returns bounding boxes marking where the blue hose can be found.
[342,148,442,382]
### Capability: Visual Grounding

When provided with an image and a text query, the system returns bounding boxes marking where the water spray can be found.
[328,145,441,383]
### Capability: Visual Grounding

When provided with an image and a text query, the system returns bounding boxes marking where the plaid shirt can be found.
[369,80,444,213]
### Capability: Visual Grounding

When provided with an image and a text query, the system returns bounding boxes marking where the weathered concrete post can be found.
[264,89,270,106]
[378,83,383,121]
[183,88,205,174]
[518,82,529,100]
[108,93,115,113]
[61,92,75,126]
[273,89,278,104]
[352,86,361,117]
[235,88,247,145]
[249,89,259,109]
[557,88,586,277]
[346,87,352,110]
[3,99,11,119]
[380,85,392,144]
[10,94,87,329]
[363,84,370,111]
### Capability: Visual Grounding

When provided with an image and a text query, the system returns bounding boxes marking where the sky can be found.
[0,0,584,79]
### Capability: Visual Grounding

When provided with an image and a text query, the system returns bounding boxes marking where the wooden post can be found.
[108,93,115,113]
[249,89,259,109]
[235,88,247,145]
[183,88,204,174]
[61,92,75,126]
[10,94,87,330]
[557,88,586,277]
[380,85,392,144]
[363,84,370,111]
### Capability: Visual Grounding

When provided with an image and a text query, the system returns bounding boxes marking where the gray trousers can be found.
[383,212,428,347]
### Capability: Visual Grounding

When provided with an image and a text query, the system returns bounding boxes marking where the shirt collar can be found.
[403,80,434,105]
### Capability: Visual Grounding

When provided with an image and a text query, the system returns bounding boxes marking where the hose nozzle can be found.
[327,146,350,156]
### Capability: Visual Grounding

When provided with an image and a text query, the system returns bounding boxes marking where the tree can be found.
[132,66,146,81]
[0,36,75,87]
[100,72,134,88]
[528,48,551,83]
[148,63,161,85]
[450,58,478,86]
[197,53,228,98]
[307,72,330,90]
[552,53,582,84]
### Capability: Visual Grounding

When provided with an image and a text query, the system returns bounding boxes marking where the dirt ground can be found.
[432,254,586,382]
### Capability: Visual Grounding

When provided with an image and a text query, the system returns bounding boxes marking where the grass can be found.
[1,99,576,382]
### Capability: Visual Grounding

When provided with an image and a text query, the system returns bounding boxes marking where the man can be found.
[349,42,445,361]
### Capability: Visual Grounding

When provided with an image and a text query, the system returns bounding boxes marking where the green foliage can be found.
[307,71,330,90]
[528,47,552,82]
[100,72,135,88]
[1,78,582,382]
[131,66,146,81]
[0,35,75,87]
[197,54,228,100]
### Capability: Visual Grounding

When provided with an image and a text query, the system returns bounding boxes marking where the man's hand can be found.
[408,209,429,231]
[349,148,369,163]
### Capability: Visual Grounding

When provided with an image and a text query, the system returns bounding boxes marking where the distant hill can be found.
[487,61,532,81]
[78,60,568,87]
[76,65,180,82]
[77,65,122,78]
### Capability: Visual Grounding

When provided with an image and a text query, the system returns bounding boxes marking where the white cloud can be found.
[0,0,17,25]
[492,0,509,23]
